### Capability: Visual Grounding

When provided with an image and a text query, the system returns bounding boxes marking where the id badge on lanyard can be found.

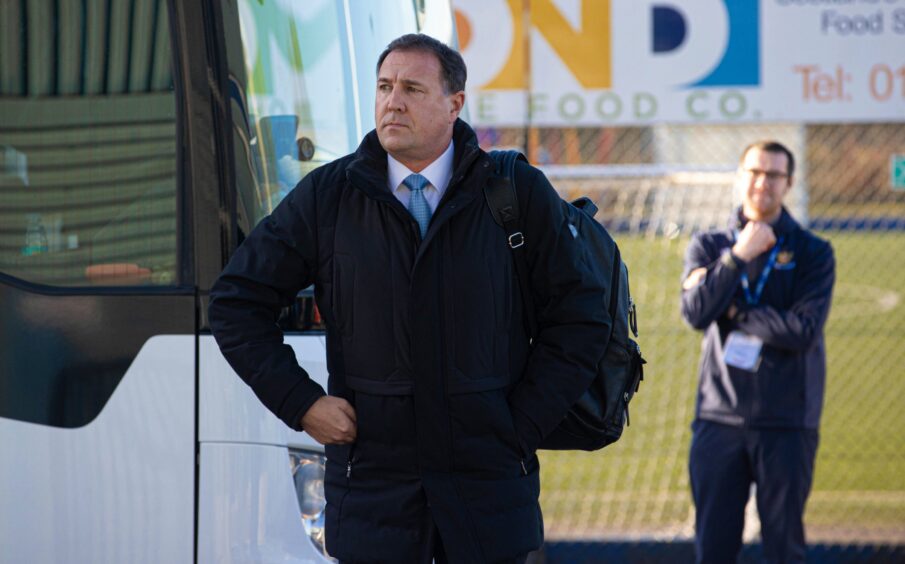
[723,236,784,372]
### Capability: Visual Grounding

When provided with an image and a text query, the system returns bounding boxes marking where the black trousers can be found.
[341,518,529,564]
[420,521,529,564]
[689,420,819,564]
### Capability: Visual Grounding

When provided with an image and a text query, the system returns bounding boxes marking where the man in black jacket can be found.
[681,141,835,563]
[208,34,610,563]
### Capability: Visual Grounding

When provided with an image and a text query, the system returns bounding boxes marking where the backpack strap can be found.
[484,150,538,340]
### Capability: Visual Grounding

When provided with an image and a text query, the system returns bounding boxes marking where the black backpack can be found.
[485,150,646,451]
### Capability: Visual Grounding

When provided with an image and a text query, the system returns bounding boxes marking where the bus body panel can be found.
[197,335,329,561]
[198,441,324,564]
[198,334,328,447]
[0,335,195,564]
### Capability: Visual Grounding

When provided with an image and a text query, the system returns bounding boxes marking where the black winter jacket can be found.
[209,120,611,562]
[680,208,835,429]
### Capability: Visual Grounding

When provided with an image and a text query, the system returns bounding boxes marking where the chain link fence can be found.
[477,123,905,545]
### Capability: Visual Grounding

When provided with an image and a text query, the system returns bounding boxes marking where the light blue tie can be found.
[404,173,432,237]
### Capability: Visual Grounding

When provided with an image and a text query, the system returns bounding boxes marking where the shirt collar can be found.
[388,140,455,196]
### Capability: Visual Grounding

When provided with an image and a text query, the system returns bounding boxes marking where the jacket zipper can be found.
[346,445,356,479]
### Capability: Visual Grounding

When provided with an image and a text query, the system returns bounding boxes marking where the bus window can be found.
[227,0,357,230]
[0,0,178,287]
[347,0,418,135]
[413,0,467,122]
[415,0,458,49]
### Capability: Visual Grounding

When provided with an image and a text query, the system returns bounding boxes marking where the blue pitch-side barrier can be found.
[809,217,905,232]
[604,217,905,233]
[539,541,905,563]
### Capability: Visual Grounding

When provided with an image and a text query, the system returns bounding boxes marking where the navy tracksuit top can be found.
[681,208,835,429]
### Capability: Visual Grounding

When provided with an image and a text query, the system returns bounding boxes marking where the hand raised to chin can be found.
[732,221,777,262]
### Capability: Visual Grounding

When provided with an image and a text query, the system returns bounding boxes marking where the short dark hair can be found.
[740,140,796,178]
[376,34,466,94]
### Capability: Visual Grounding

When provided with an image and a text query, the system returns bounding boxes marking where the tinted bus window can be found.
[0,0,178,287]
[347,0,418,135]
[230,0,356,228]
[415,0,458,47]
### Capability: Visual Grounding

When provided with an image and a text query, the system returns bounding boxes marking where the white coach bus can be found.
[0,1,456,562]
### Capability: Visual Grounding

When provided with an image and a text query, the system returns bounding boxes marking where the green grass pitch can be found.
[538,231,905,542]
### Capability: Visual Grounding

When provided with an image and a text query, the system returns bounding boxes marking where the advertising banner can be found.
[453,0,905,125]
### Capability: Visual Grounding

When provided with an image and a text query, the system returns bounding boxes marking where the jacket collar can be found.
[730,206,799,236]
[345,119,484,201]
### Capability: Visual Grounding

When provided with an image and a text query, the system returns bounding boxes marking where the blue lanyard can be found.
[739,236,785,306]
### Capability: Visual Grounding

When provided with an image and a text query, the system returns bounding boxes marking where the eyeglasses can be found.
[742,168,789,182]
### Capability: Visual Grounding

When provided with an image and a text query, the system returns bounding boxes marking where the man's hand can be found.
[683,267,708,290]
[301,396,357,445]
[732,221,777,262]
[727,302,738,320]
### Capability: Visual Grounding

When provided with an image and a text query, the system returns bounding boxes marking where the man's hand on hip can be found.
[732,221,777,262]
[301,396,357,445]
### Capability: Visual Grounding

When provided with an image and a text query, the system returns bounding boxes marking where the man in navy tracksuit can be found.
[681,141,835,563]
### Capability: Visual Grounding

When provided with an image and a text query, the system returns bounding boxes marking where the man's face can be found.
[737,147,793,222]
[375,49,464,171]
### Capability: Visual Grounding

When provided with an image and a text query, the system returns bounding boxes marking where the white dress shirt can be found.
[387,141,454,214]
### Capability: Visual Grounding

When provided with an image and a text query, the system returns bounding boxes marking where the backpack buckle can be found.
[508,232,525,249]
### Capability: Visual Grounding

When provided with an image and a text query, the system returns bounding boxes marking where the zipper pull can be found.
[521,460,528,476]
[629,296,639,338]
[346,460,352,479]
[624,395,631,427]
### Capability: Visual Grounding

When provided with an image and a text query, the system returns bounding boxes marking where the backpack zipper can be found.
[609,248,622,318]
[629,295,638,338]
[623,393,631,426]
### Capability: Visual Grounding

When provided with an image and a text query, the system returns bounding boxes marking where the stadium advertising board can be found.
[454,0,905,126]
